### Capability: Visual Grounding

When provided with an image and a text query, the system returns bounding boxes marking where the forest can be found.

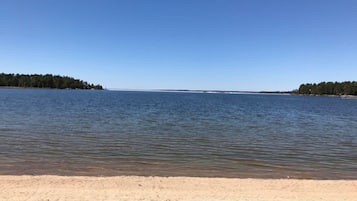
[295,81,357,95]
[0,73,103,90]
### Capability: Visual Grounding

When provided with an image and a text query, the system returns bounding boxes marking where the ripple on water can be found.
[0,89,357,179]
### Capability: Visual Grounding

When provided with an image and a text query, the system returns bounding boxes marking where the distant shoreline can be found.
[0,86,104,90]
[3,87,290,94]
[2,87,357,99]
[159,89,292,94]
[293,93,357,99]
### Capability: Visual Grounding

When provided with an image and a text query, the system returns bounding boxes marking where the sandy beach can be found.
[0,176,356,201]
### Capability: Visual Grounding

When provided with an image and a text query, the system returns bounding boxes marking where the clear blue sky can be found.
[1,0,356,91]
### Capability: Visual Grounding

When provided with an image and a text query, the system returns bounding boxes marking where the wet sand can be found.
[1,175,356,201]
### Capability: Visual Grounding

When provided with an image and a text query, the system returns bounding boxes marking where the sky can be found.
[0,0,356,91]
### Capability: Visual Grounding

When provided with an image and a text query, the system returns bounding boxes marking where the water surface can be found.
[0,89,356,179]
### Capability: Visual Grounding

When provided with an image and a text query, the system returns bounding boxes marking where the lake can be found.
[0,89,356,179]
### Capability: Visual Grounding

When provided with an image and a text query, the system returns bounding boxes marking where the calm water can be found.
[0,89,356,179]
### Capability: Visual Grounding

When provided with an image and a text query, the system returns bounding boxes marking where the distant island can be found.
[294,81,357,96]
[0,73,103,90]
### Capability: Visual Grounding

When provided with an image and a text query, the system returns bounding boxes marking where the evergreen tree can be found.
[0,73,103,90]
[295,81,357,96]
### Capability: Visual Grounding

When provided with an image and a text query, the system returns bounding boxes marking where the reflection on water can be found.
[0,89,356,179]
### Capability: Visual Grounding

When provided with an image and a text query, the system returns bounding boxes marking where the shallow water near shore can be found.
[0,89,356,179]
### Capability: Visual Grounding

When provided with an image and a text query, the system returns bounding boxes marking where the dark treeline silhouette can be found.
[295,81,357,95]
[0,73,103,90]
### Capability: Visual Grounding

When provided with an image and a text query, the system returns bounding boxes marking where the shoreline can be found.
[1,175,356,201]
[292,93,357,99]
[0,86,104,90]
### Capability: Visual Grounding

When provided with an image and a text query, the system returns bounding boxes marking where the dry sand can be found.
[0,175,356,201]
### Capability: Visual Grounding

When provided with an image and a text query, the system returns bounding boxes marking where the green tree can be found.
[297,81,357,96]
[0,73,103,90]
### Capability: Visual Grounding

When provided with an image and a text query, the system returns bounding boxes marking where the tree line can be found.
[294,81,357,95]
[0,73,103,90]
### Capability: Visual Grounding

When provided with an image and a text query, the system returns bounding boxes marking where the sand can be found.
[0,175,356,201]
